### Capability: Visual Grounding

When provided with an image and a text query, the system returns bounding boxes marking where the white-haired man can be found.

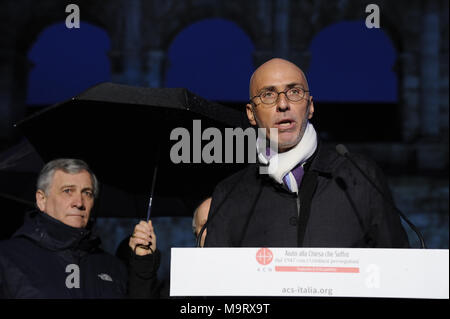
[0,159,129,298]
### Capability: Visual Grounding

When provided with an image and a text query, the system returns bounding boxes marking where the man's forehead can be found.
[250,59,307,95]
[52,169,93,187]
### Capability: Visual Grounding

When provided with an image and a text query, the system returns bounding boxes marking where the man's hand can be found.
[129,220,157,256]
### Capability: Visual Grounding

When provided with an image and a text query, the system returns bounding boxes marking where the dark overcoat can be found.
[204,143,410,248]
[0,211,128,298]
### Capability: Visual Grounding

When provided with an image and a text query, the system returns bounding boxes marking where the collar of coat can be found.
[13,210,101,253]
[308,140,341,177]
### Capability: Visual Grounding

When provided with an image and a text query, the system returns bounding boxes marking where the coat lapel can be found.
[297,170,318,246]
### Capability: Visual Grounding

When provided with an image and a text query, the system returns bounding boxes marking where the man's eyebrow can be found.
[60,184,76,189]
[258,85,276,92]
[259,83,305,92]
[286,82,305,89]
[59,185,93,192]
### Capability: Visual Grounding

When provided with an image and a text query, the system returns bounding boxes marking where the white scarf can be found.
[257,122,318,191]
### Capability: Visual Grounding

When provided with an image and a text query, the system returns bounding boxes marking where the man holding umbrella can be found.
[128,219,161,298]
[12,82,245,299]
[0,158,159,298]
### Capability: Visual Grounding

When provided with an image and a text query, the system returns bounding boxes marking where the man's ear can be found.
[36,190,46,212]
[307,96,314,120]
[246,103,257,126]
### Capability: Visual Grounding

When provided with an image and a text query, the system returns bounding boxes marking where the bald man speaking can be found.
[204,58,409,248]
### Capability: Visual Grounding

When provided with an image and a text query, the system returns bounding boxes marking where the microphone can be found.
[335,144,349,157]
[196,218,209,247]
[335,144,426,248]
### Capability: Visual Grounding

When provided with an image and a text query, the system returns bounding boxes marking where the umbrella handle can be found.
[146,196,153,222]
[135,243,152,251]
[146,165,158,222]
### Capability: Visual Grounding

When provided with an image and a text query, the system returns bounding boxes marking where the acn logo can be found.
[256,248,273,265]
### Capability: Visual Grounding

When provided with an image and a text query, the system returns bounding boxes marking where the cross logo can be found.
[256,248,273,265]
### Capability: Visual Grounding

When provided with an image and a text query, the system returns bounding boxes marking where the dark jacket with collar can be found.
[204,142,410,248]
[0,211,127,298]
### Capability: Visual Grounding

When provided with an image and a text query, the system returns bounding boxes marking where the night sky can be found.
[26,18,396,105]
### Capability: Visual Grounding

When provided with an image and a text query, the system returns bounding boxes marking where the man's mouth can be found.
[274,119,295,130]
[67,214,85,218]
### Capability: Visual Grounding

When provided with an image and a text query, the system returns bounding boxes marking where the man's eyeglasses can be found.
[251,87,310,107]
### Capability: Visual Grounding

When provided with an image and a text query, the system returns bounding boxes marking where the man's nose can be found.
[276,92,290,111]
[72,192,86,210]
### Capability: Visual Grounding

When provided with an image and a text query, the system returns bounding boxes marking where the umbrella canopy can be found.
[0,139,44,238]
[15,83,249,218]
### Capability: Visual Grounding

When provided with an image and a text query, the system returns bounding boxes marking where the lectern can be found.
[170,248,448,299]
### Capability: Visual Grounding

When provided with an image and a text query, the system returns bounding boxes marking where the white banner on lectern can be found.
[170,248,448,299]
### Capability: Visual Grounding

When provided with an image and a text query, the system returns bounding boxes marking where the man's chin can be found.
[64,217,87,228]
[278,138,301,153]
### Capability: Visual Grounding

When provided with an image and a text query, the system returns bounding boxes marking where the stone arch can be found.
[26,21,111,105]
[134,1,259,89]
[306,20,398,102]
[287,1,405,68]
[13,1,116,53]
[153,4,257,53]
[164,17,254,101]
[0,0,119,140]
[286,0,421,142]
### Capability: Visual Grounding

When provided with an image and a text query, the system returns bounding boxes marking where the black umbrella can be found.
[0,139,44,238]
[15,83,248,218]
